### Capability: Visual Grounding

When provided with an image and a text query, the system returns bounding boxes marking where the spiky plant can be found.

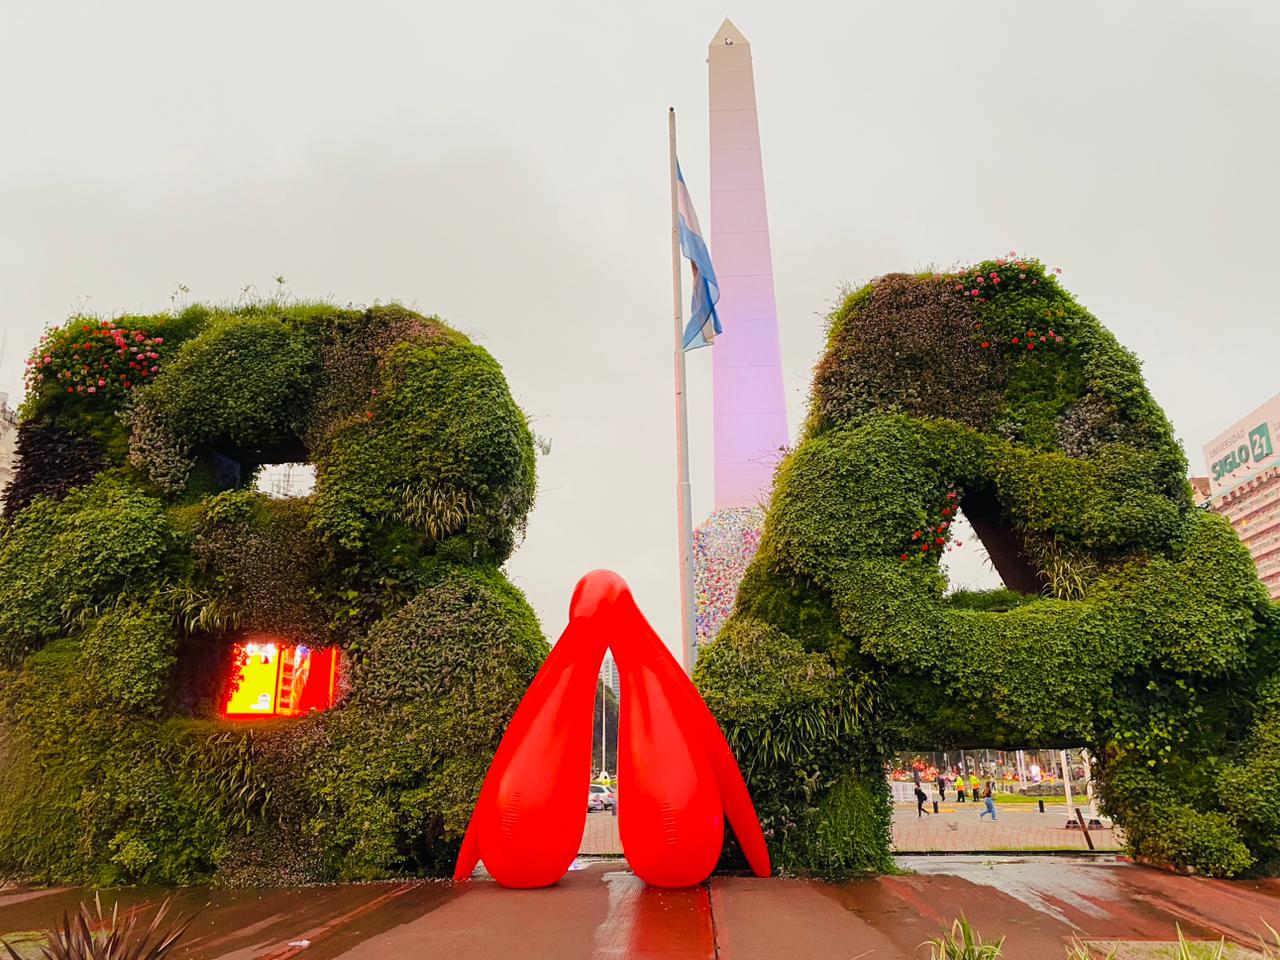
[1,895,193,960]
[926,916,1005,960]
[1064,941,1117,960]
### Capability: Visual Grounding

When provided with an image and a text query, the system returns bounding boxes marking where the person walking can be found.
[955,771,966,802]
[978,781,997,821]
[914,783,931,818]
[935,771,947,803]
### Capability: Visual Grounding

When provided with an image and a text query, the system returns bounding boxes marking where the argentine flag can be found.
[676,163,721,350]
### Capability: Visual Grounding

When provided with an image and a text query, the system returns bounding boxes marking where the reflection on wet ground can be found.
[2,856,1277,959]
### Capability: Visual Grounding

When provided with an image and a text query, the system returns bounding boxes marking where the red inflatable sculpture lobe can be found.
[453,570,771,889]
[452,616,607,887]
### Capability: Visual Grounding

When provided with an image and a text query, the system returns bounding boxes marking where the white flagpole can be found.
[669,107,697,676]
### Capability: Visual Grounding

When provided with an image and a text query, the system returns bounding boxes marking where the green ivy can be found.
[0,476,176,663]
[698,258,1280,878]
[0,301,545,886]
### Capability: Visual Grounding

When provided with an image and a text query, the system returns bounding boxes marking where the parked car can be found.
[589,784,615,808]
[587,790,606,812]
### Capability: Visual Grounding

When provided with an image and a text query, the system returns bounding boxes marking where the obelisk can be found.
[708,18,789,510]
[692,19,788,651]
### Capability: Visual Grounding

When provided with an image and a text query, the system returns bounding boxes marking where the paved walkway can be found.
[3,857,1278,959]
[579,805,1123,856]
[892,802,1123,852]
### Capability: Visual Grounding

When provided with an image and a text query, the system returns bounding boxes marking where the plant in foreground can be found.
[1,895,193,960]
[931,919,1279,959]
[1065,939,1117,960]
[926,916,1005,960]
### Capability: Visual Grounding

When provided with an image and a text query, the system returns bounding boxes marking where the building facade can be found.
[598,651,619,697]
[1202,393,1280,600]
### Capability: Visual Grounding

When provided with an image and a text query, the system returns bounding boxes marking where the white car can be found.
[589,784,615,809]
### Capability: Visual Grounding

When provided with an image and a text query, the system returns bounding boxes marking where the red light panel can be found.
[223,640,338,719]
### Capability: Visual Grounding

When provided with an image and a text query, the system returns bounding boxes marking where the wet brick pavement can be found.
[3,856,1278,959]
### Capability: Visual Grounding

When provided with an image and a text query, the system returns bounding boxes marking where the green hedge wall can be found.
[696,258,1280,878]
[0,301,545,885]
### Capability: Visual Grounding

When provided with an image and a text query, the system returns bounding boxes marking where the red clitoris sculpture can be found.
[453,570,771,889]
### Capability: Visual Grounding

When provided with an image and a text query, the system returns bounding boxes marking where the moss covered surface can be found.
[0,302,545,885]
[696,258,1280,879]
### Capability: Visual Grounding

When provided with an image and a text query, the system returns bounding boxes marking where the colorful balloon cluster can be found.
[693,506,764,647]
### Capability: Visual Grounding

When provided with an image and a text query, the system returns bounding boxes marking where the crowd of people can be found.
[891,752,1092,822]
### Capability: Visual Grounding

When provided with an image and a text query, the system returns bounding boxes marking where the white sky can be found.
[3,2,1278,650]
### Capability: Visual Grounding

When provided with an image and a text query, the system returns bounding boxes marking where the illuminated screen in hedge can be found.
[223,641,338,718]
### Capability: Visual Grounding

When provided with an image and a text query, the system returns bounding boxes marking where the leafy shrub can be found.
[298,571,545,881]
[23,318,170,403]
[80,602,176,714]
[1123,805,1254,878]
[311,332,537,559]
[2,419,104,518]
[0,300,544,885]
[355,567,546,709]
[699,257,1280,878]
[0,477,175,663]
[136,314,314,453]
[191,491,330,644]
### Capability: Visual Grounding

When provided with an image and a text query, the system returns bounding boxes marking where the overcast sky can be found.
[3,1,1278,650]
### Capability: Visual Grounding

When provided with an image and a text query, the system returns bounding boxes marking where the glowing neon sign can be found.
[223,639,338,719]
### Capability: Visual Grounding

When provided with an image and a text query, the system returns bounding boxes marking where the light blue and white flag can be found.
[676,162,721,350]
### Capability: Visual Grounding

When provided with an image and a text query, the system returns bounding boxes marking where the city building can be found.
[0,393,19,511]
[1203,393,1280,600]
[598,651,619,697]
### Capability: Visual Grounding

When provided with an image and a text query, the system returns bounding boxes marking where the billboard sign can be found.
[1204,392,1280,495]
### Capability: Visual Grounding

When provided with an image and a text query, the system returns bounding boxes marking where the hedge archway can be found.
[696,259,1280,878]
[0,301,546,885]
